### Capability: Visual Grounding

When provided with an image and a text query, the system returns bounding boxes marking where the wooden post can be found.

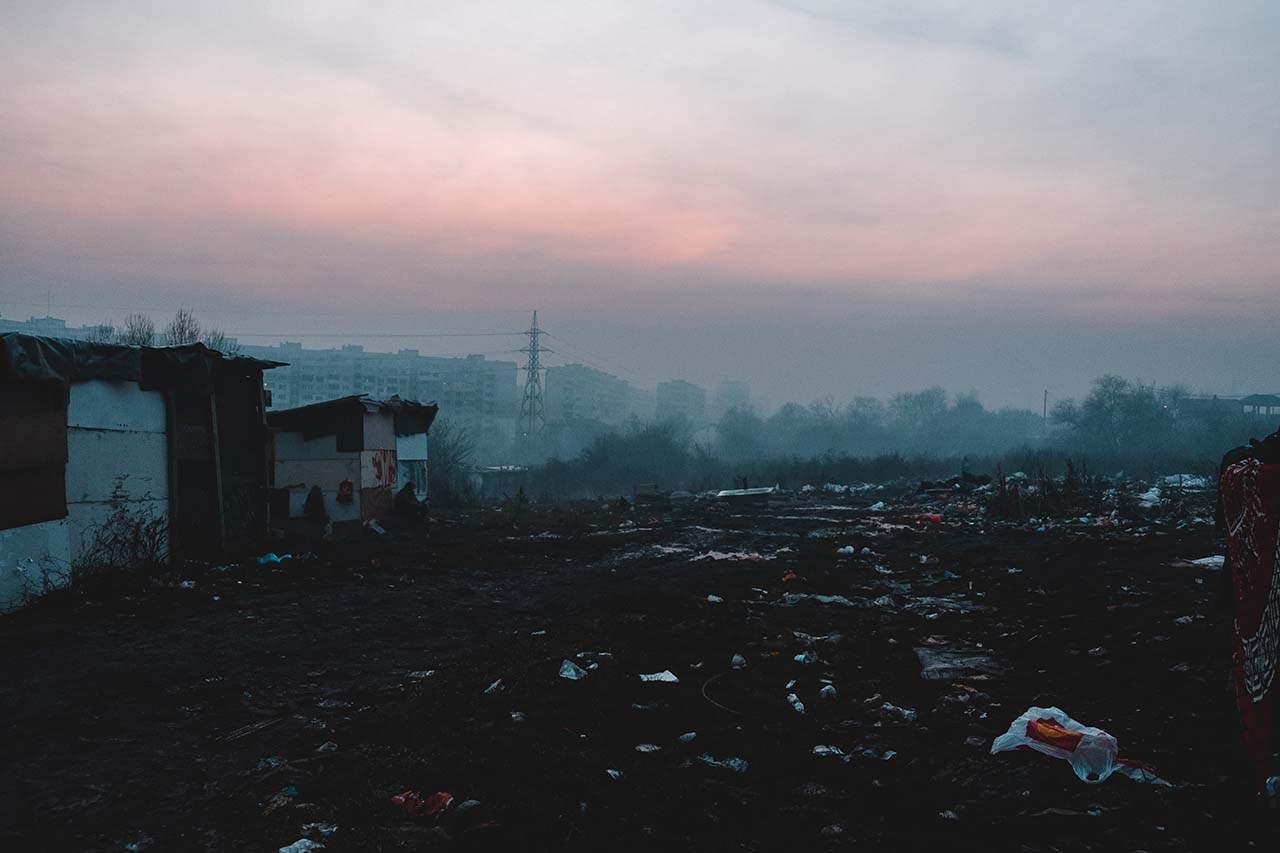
[209,386,226,550]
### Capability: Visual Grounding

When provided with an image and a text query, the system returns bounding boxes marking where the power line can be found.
[542,330,663,388]
[225,331,522,339]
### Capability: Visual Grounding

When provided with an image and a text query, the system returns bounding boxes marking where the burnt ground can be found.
[0,494,1275,852]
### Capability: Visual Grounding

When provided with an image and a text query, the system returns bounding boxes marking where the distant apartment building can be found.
[656,379,707,424]
[238,342,519,444]
[0,315,101,340]
[544,363,630,425]
[712,379,751,418]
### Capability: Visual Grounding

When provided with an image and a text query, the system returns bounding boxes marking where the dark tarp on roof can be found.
[267,395,439,452]
[0,333,140,384]
[0,333,285,388]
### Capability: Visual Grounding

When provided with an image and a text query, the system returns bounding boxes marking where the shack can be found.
[267,395,438,525]
[0,333,283,610]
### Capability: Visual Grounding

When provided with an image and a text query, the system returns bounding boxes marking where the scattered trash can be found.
[391,789,454,819]
[179,580,196,590]
[781,592,862,608]
[678,731,698,743]
[697,753,749,773]
[559,660,589,680]
[787,693,806,714]
[869,501,888,511]
[793,630,842,645]
[606,769,623,781]
[1174,615,1194,625]
[880,702,918,722]
[263,785,299,815]
[315,741,338,753]
[731,653,747,670]
[279,840,324,853]
[483,679,504,694]
[819,684,837,700]
[990,706,1172,785]
[635,743,662,752]
[693,550,772,562]
[706,594,724,604]
[575,651,613,661]
[300,823,338,837]
[1087,647,1107,657]
[836,545,856,556]
[406,670,436,680]
[640,670,679,683]
[915,648,1001,681]
[257,552,294,566]
[793,651,818,665]
[510,711,526,722]
[938,810,960,820]
[364,519,387,535]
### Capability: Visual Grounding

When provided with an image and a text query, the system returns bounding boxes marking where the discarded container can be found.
[990,706,1171,785]
[559,660,589,680]
[639,670,679,683]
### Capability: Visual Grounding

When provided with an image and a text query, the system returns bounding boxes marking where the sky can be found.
[2,1,1278,410]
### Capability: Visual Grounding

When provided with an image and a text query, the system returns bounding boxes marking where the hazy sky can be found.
[2,1,1278,409]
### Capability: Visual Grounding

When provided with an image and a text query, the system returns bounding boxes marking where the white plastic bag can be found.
[990,706,1169,785]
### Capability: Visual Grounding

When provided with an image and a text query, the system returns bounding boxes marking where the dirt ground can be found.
[1,489,1276,852]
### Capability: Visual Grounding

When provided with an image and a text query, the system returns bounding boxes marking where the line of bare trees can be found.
[84,309,239,355]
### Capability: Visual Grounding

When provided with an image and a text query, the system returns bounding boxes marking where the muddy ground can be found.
[1,491,1275,851]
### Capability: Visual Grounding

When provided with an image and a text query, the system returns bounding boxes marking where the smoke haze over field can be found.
[3,1,1279,407]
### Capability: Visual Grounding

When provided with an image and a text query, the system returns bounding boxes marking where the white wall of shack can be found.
[1,380,170,612]
[396,432,427,462]
[396,432,428,499]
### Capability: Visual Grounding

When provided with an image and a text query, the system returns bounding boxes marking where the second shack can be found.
[268,395,438,526]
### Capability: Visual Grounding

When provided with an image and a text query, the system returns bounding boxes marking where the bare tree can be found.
[202,329,241,356]
[117,313,156,346]
[84,322,116,344]
[162,308,202,346]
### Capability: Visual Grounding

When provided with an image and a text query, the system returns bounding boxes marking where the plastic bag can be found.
[990,706,1169,785]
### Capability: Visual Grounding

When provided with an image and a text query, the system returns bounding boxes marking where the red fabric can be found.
[1221,459,1280,788]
